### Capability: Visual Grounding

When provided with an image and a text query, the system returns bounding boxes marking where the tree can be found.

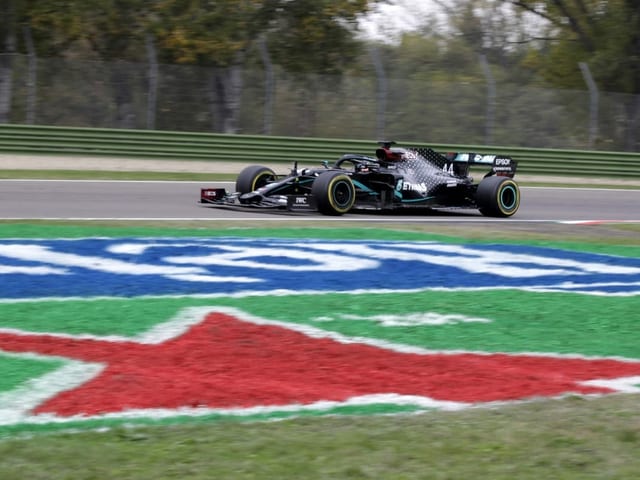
[150,0,264,133]
[152,0,377,133]
[264,0,371,75]
[24,0,150,128]
[0,0,17,123]
[262,0,374,135]
[505,0,640,149]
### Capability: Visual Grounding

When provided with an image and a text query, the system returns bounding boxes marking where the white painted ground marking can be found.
[0,352,104,425]
[3,217,640,224]
[110,241,380,272]
[311,312,491,326]
[580,376,640,394]
[0,244,260,283]
[0,265,68,275]
[292,242,640,277]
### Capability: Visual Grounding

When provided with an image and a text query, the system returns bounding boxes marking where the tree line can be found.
[1,0,639,151]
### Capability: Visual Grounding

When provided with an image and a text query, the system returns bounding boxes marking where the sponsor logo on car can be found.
[402,181,430,193]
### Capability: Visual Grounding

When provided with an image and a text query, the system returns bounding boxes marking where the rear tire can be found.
[477,176,520,217]
[236,165,276,193]
[311,171,355,215]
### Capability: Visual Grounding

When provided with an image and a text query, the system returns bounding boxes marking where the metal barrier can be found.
[1,124,639,178]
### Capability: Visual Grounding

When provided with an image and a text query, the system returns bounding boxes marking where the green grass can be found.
[2,218,639,248]
[0,170,237,181]
[1,395,639,479]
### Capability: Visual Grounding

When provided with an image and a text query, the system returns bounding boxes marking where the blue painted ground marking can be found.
[0,238,638,298]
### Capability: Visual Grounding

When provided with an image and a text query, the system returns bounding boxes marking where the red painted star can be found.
[1,310,640,417]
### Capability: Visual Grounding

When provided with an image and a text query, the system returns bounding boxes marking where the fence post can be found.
[579,62,599,148]
[23,26,37,124]
[369,45,387,140]
[258,37,274,136]
[145,34,158,130]
[479,54,495,146]
[0,4,16,125]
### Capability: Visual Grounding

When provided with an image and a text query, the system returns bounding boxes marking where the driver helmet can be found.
[376,141,404,162]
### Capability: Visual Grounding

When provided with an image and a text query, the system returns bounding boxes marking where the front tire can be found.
[311,171,355,215]
[236,165,276,193]
[477,176,520,217]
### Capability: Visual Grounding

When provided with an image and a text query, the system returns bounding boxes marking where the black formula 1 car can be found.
[200,142,520,217]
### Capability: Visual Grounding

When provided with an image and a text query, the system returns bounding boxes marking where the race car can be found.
[200,141,520,217]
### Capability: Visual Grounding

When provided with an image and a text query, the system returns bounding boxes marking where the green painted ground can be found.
[1,292,638,359]
[0,223,639,479]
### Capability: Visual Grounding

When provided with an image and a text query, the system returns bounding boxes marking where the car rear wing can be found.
[413,147,517,178]
[449,152,517,178]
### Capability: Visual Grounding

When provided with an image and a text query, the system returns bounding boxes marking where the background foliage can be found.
[1,0,639,151]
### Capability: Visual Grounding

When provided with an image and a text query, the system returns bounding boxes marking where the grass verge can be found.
[0,170,237,182]
[1,218,639,247]
[1,395,639,479]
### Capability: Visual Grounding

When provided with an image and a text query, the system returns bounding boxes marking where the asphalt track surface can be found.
[0,179,639,223]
